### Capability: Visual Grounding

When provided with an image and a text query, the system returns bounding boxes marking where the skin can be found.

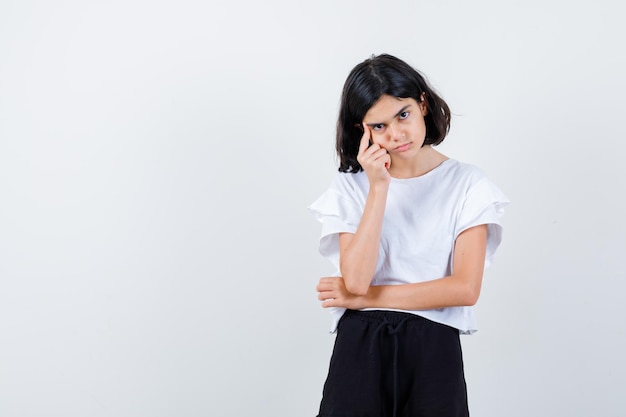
[316,94,488,309]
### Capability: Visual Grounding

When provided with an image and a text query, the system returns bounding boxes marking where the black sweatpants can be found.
[317,309,469,417]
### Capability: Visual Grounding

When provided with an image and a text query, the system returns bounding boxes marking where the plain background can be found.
[1,0,625,416]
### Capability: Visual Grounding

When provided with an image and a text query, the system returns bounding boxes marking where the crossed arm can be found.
[319,122,489,311]
[316,224,488,311]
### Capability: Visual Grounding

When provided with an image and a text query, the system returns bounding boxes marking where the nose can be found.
[388,121,403,141]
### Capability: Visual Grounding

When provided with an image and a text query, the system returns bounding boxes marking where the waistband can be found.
[342,308,445,328]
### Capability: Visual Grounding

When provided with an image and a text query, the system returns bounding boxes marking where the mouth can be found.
[394,143,411,152]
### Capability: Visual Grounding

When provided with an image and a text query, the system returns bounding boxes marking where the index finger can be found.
[357,123,371,155]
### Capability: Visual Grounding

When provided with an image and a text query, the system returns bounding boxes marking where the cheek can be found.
[371,136,387,149]
[371,132,386,144]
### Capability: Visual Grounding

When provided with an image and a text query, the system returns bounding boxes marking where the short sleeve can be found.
[308,188,362,268]
[455,178,510,268]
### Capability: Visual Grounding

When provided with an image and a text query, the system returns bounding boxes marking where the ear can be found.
[419,93,428,116]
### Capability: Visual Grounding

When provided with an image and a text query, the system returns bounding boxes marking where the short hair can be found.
[336,54,451,173]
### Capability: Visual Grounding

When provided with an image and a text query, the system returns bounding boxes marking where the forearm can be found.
[339,185,388,295]
[320,225,488,311]
[363,275,481,310]
[356,225,486,310]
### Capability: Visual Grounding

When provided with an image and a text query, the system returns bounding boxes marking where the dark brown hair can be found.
[336,54,451,173]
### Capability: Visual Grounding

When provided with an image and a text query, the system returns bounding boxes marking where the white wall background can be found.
[1,1,624,416]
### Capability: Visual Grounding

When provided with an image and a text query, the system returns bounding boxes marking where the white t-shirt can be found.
[308,158,509,335]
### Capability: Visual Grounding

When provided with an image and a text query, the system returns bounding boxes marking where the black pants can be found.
[317,310,469,417]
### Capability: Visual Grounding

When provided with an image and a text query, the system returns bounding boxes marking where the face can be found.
[362,94,428,160]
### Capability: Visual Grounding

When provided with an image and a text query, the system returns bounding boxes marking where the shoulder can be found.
[446,160,510,209]
[309,171,369,221]
[439,159,489,187]
[446,159,486,176]
[328,170,368,193]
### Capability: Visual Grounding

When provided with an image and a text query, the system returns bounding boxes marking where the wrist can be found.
[368,183,389,198]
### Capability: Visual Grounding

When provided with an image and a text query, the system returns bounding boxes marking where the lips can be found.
[394,143,411,152]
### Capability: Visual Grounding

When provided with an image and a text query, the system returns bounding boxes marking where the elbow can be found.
[463,285,481,306]
[465,294,479,306]
[452,271,482,306]
[344,279,369,296]
[339,262,371,296]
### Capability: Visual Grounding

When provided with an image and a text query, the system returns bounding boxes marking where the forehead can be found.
[363,95,417,122]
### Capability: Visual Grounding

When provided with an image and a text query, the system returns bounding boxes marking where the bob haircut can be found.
[336,54,451,173]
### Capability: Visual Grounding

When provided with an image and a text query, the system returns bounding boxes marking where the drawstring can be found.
[371,316,410,417]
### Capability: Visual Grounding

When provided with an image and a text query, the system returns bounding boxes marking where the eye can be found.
[398,111,409,120]
[371,124,385,131]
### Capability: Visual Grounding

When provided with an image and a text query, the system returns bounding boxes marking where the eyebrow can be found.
[365,105,412,127]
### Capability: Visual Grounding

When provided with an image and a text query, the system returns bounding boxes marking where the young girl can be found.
[309,54,509,417]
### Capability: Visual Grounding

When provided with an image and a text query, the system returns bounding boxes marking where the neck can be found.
[388,146,449,179]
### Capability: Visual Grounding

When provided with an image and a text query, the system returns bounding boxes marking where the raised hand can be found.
[356,123,391,187]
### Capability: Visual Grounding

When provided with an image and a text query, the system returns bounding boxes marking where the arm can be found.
[317,224,488,309]
[338,187,386,295]
[338,124,391,296]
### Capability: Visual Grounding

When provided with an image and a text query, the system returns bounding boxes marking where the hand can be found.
[316,277,366,310]
[356,123,391,186]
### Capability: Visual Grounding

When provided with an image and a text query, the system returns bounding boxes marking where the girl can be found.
[309,54,509,417]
